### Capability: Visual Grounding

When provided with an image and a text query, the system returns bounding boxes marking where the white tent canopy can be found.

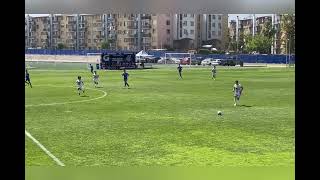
[136,50,154,59]
[202,45,212,48]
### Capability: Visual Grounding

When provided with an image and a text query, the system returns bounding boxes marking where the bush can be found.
[198,49,211,55]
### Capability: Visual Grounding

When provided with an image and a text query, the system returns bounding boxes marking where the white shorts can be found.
[234,92,241,98]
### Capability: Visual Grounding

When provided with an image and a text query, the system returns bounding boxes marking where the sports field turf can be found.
[25,62,295,166]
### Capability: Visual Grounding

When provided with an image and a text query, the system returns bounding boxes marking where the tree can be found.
[238,30,246,53]
[261,20,276,39]
[245,34,272,54]
[281,14,295,54]
[101,40,110,49]
[57,43,66,50]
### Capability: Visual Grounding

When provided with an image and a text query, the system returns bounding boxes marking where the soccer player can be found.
[76,76,85,95]
[93,71,99,88]
[25,69,32,88]
[122,69,129,87]
[89,64,94,74]
[177,64,183,79]
[233,80,243,106]
[212,65,217,80]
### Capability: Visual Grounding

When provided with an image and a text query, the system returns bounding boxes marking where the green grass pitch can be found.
[25,63,295,166]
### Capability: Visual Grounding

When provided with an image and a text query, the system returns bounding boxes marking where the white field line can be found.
[25,85,107,107]
[25,130,65,166]
[26,85,107,166]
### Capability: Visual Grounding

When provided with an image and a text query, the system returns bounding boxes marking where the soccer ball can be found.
[217,111,223,116]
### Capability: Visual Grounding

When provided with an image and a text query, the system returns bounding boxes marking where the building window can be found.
[180,30,182,37]
[191,14,195,18]
[183,21,187,26]
[212,23,216,28]
[184,29,188,35]
[184,14,187,17]
[166,20,170,25]
[190,21,194,26]
[218,23,221,29]
[167,29,170,34]
[218,15,221,20]
[190,30,194,35]
[153,29,155,33]
[212,31,216,36]
[212,15,216,19]
[218,31,221,36]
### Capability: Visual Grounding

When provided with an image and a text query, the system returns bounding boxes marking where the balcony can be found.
[128,34,138,38]
[68,20,77,24]
[142,25,151,29]
[68,28,76,32]
[127,25,137,29]
[127,16,136,21]
[142,33,151,37]
[141,15,151,20]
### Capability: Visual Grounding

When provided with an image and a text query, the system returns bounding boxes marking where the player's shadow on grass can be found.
[80,95,89,97]
[239,105,252,107]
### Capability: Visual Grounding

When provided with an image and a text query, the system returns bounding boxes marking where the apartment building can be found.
[239,18,253,36]
[103,14,117,50]
[255,16,272,34]
[150,14,174,49]
[201,14,228,50]
[25,14,117,50]
[116,14,139,50]
[229,20,237,42]
[25,16,51,49]
[172,14,200,50]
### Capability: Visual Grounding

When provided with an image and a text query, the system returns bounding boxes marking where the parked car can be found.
[157,58,180,64]
[211,59,222,65]
[180,57,191,65]
[220,59,237,66]
[201,58,213,66]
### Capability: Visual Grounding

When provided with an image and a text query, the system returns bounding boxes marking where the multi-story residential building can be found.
[115,14,154,51]
[229,20,237,42]
[255,16,272,34]
[81,14,104,50]
[116,14,139,50]
[239,18,253,36]
[103,14,117,50]
[201,14,228,50]
[140,14,152,50]
[25,14,118,50]
[173,14,200,50]
[150,14,174,49]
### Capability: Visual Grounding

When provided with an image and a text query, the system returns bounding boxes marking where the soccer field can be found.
[25,63,295,166]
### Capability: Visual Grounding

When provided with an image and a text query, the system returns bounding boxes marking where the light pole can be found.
[236,16,239,61]
[288,38,290,66]
[285,38,289,66]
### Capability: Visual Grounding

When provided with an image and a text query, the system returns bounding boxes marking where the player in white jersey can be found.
[233,80,243,106]
[76,76,85,95]
[93,71,99,88]
[212,65,217,80]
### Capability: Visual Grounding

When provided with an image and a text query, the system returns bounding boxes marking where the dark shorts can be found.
[26,78,30,82]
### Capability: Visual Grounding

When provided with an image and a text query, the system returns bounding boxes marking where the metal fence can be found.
[25,49,295,64]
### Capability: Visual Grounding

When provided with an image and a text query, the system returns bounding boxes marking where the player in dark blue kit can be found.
[122,69,130,87]
[89,64,94,74]
[177,64,183,79]
[25,69,32,88]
